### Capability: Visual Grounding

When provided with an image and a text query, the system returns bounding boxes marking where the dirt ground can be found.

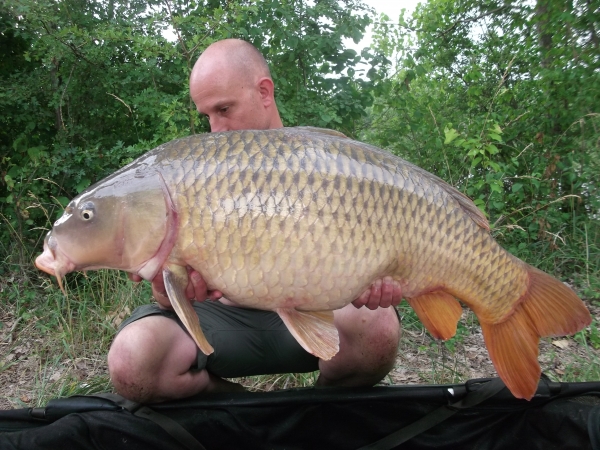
[0,302,112,410]
[1,301,599,410]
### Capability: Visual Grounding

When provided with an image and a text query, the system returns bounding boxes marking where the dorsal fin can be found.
[445,185,490,231]
[292,126,349,139]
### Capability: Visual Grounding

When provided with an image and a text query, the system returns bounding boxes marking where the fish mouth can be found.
[35,233,76,293]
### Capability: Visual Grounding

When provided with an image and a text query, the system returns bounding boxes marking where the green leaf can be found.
[489,161,501,172]
[490,183,503,194]
[512,183,523,193]
[4,175,14,190]
[473,198,486,210]
[443,127,459,145]
[56,196,70,207]
[319,112,332,123]
[76,179,91,193]
[486,144,499,155]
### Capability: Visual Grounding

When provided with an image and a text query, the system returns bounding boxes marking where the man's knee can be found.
[336,305,400,351]
[359,307,401,372]
[108,316,197,401]
[318,306,400,387]
[373,307,402,354]
[108,320,157,398]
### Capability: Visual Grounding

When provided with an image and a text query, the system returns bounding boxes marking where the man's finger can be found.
[365,279,382,310]
[391,278,403,306]
[151,273,172,309]
[152,285,172,309]
[128,273,142,282]
[378,278,394,308]
[190,270,207,300]
[352,277,404,310]
[352,289,371,308]
[189,270,223,302]
[208,290,224,301]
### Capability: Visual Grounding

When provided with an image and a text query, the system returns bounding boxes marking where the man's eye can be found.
[220,106,229,113]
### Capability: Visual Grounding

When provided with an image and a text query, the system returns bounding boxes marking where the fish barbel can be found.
[35,127,591,399]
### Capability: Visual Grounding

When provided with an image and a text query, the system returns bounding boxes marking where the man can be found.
[108,39,402,403]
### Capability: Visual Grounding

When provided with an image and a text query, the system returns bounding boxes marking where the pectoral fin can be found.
[276,309,339,360]
[163,264,214,356]
[407,291,463,340]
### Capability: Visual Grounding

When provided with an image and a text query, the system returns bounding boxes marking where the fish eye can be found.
[80,202,95,220]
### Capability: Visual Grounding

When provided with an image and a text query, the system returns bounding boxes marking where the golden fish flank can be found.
[35,127,591,401]
[175,140,396,309]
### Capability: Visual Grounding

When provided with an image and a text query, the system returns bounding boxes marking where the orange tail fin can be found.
[481,264,591,400]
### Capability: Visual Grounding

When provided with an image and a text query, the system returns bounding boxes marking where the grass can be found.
[0,242,152,408]
[1,222,599,409]
[234,371,319,392]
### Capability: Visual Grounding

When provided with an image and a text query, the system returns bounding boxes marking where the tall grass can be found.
[0,239,152,407]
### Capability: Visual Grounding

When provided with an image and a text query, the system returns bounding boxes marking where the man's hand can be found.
[352,277,403,310]
[128,269,223,310]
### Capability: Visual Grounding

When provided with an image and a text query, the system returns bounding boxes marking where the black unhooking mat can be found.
[2,377,600,450]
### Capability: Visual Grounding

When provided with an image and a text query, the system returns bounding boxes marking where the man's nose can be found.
[209,118,228,132]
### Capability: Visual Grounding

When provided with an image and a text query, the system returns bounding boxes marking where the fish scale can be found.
[35,127,591,399]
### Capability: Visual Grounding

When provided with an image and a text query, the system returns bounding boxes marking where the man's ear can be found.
[257,77,275,107]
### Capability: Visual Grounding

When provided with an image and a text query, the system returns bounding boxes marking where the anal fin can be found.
[407,291,463,340]
[163,264,214,356]
[276,309,339,360]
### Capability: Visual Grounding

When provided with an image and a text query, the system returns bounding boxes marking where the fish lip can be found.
[35,234,58,276]
[35,233,76,279]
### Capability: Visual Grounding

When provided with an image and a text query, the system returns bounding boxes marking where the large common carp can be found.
[35,127,591,400]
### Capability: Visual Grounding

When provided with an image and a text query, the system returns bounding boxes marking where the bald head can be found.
[190,39,283,132]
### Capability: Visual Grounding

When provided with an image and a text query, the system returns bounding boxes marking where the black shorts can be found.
[118,301,319,378]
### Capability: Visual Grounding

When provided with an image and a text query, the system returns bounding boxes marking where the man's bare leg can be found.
[316,304,400,387]
[108,315,243,403]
